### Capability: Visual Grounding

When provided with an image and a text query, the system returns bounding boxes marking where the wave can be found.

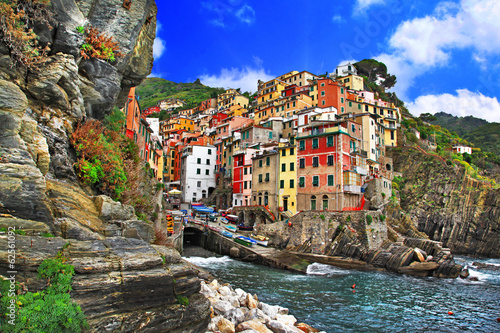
[183,255,236,267]
[306,262,350,276]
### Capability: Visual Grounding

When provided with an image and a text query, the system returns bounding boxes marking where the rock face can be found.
[390,147,500,258]
[0,1,213,331]
[0,235,211,332]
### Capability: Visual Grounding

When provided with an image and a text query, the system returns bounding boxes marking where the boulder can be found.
[213,300,235,317]
[230,247,241,258]
[413,247,427,262]
[226,307,245,326]
[397,261,439,276]
[94,195,135,221]
[295,323,321,333]
[259,302,280,320]
[218,317,236,333]
[246,293,259,309]
[236,319,273,333]
[244,308,269,323]
[275,314,297,327]
[459,268,469,279]
[266,320,303,333]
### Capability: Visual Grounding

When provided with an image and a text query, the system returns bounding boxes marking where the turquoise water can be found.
[184,254,500,332]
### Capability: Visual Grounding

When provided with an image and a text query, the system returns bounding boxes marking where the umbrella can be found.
[168,189,181,195]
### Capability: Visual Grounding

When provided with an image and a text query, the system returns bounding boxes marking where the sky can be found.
[152,0,500,123]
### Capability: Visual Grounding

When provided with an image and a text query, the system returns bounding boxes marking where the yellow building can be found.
[225,104,246,118]
[217,89,249,111]
[160,115,195,135]
[277,142,297,219]
[337,74,364,91]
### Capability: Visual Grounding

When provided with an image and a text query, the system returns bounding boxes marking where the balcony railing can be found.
[350,149,368,157]
[297,126,348,138]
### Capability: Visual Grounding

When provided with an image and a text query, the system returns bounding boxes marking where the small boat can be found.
[220,230,233,238]
[224,225,237,233]
[208,225,221,233]
[226,214,239,223]
[250,234,269,247]
[220,217,229,224]
[234,235,256,247]
[238,223,254,231]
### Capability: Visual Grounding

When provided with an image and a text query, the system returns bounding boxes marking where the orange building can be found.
[316,77,347,114]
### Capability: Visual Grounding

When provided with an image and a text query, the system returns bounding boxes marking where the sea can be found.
[184,251,500,333]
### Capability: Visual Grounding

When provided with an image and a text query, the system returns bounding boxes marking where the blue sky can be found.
[152,0,500,123]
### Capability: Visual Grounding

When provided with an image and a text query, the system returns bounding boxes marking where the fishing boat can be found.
[224,225,237,233]
[226,214,239,224]
[237,223,253,231]
[250,234,269,247]
[208,225,221,233]
[220,230,233,238]
[234,235,256,247]
[220,217,229,224]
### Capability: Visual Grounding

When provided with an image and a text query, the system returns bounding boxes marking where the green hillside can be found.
[135,77,225,110]
[428,112,500,156]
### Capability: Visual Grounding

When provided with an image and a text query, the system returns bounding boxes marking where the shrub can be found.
[80,26,123,62]
[380,215,386,222]
[366,214,373,225]
[0,257,88,332]
[346,215,351,222]
[0,0,52,68]
[176,295,189,306]
[319,214,325,220]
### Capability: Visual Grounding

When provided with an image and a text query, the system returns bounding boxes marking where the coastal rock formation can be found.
[0,235,211,332]
[256,211,462,278]
[0,0,213,331]
[201,279,323,333]
[390,147,500,258]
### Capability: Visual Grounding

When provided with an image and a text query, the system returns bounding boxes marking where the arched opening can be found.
[322,195,329,211]
[264,192,269,206]
[183,227,205,248]
[386,163,392,171]
[310,195,317,210]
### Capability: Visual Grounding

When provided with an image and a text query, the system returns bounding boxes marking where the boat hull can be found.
[234,236,253,247]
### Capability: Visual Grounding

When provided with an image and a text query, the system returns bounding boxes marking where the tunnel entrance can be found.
[183,227,205,248]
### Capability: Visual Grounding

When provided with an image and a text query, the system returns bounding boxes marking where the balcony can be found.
[344,185,362,193]
[354,166,368,175]
[350,149,368,157]
[297,126,348,138]
[385,114,397,121]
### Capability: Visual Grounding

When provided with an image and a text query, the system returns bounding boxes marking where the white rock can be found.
[266,320,303,333]
[244,308,270,323]
[259,302,281,320]
[200,282,218,298]
[246,293,259,309]
[219,285,232,297]
[225,307,245,326]
[213,300,234,316]
[217,317,235,333]
[275,314,297,326]
[221,295,241,308]
[207,315,223,331]
[277,307,289,315]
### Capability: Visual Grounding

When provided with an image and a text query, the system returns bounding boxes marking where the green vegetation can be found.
[380,215,386,222]
[0,256,88,332]
[0,0,53,68]
[135,77,225,111]
[79,26,123,62]
[319,214,325,220]
[176,295,189,306]
[366,214,373,225]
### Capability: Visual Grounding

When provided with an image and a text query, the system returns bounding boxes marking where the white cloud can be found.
[332,15,344,24]
[407,89,500,123]
[236,5,255,25]
[199,66,274,93]
[374,0,500,99]
[353,0,385,14]
[153,38,166,59]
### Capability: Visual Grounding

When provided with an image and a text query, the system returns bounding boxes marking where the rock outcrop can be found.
[390,147,500,258]
[0,1,213,331]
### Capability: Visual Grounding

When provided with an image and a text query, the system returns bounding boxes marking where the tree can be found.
[419,113,437,122]
[354,59,397,89]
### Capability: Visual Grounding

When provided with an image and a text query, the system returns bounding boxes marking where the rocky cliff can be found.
[0,1,212,331]
[390,147,500,258]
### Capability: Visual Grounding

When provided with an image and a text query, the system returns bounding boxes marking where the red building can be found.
[316,77,347,114]
[296,118,365,211]
[142,106,161,117]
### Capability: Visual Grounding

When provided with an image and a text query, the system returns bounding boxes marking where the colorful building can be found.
[277,142,297,219]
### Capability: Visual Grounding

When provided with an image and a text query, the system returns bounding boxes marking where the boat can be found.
[220,217,229,224]
[224,225,237,233]
[234,235,256,247]
[250,234,269,247]
[220,230,233,238]
[226,214,239,223]
[208,225,221,233]
[238,223,254,231]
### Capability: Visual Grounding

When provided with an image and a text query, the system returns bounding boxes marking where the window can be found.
[197,158,201,164]
[320,83,325,87]
[341,107,344,113]
[244,181,247,189]
[341,88,344,94]
[265,173,270,182]
[282,149,286,157]
[312,138,319,149]
[321,91,325,97]
[290,179,294,188]
[290,148,294,155]
[197,181,201,187]
[244,168,248,175]
[313,156,319,167]
[299,158,305,168]
[290,162,294,171]
[351,124,355,132]
[266,156,270,166]
[358,104,361,109]
[280,180,284,189]
[322,100,326,106]
[259,160,263,167]
[299,140,305,150]
[197,168,201,174]
[206,159,210,165]
[312,175,319,186]
[206,169,210,175]
[269,132,273,139]
[259,174,262,183]
[282,163,286,172]
[327,136,333,147]
[341,97,344,103]
[299,177,305,187]
[264,192,269,206]
[323,195,329,210]
[328,175,334,186]
[311,195,316,210]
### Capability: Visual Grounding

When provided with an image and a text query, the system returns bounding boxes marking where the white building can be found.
[452,145,472,155]
[332,63,358,77]
[180,145,217,203]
